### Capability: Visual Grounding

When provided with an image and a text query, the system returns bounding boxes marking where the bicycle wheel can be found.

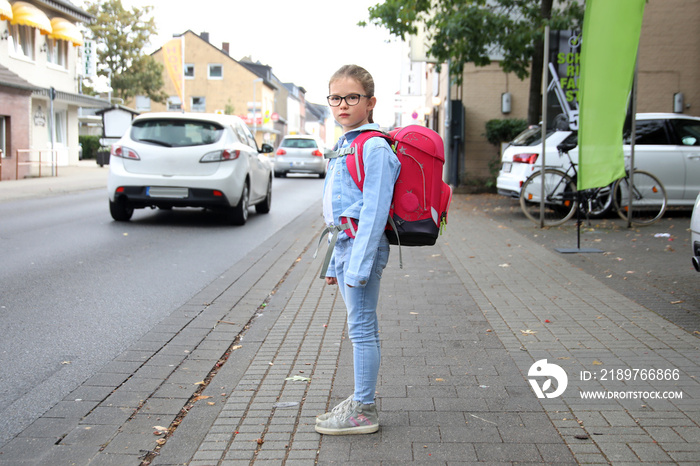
[584,184,614,218]
[613,170,667,225]
[520,169,577,226]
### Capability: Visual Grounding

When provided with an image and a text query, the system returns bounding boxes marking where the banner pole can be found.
[627,56,638,228]
[540,25,550,228]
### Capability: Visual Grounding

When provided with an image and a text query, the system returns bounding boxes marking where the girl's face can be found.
[329,77,376,132]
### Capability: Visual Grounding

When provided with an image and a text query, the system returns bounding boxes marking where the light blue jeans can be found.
[333,236,390,405]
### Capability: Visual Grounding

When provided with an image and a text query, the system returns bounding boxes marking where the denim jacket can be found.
[323,123,401,287]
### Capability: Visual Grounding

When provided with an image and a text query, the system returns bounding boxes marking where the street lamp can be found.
[252,78,263,138]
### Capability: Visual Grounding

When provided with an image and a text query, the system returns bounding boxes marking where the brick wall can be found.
[0,87,32,181]
[455,0,699,187]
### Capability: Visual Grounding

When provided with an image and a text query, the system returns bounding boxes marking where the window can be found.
[184,64,194,78]
[135,96,151,112]
[670,119,700,146]
[208,64,223,79]
[167,96,182,111]
[281,138,318,149]
[241,125,257,149]
[0,116,6,158]
[131,119,224,147]
[52,111,66,144]
[9,24,36,60]
[233,122,248,144]
[47,38,68,68]
[191,97,206,112]
[624,120,669,145]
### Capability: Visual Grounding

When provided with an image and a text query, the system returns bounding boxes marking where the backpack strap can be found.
[313,221,354,279]
[345,130,391,191]
[345,130,403,270]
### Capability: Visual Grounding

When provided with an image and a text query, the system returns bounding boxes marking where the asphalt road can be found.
[468,193,700,335]
[0,175,325,446]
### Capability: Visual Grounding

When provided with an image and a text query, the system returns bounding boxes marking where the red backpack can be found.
[340,125,452,248]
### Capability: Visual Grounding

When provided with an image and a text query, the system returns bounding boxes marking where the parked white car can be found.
[107,113,274,225]
[692,192,700,272]
[497,113,700,208]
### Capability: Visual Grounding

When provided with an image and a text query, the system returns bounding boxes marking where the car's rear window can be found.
[510,126,557,146]
[281,138,317,149]
[131,119,224,147]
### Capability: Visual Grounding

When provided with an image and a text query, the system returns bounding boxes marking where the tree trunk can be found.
[528,0,554,125]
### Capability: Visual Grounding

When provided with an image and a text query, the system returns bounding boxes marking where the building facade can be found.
[0,0,108,180]
[138,31,280,148]
[422,0,700,188]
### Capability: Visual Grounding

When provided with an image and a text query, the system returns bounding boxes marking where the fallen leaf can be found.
[670,300,684,304]
[435,378,445,382]
[232,345,242,350]
[153,426,169,434]
[61,361,71,365]
[520,329,537,335]
[256,438,264,445]
[194,381,206,386]
[498,263,510,268]
[207,402,216,405]
[592,360,603,365]
[156,438,166,446]
[410,312,419,315]
[193,395,211,402]
[285,375,311,382]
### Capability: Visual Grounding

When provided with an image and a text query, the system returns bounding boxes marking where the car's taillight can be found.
[111,144,140,160]
[312,149,323,156]
[512,153,538,164]
[221,149,240,160]
[200,149,240,162]
[276,148,286,156]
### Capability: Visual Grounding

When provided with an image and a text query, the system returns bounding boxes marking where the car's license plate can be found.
[146,187,188,198]
[292,161,305,166]
[502,162,512,173]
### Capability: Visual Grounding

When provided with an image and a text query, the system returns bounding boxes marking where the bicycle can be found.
[519,143,667,226]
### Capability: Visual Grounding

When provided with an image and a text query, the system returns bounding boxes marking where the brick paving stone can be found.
[6,195,699,465]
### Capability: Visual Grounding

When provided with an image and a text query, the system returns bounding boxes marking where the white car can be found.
[497,113,700,209]
[692,192,700,272]
[107,113,274,225]
[273,135,328,178]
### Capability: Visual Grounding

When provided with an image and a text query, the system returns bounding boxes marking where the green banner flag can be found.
[577,0,646,190]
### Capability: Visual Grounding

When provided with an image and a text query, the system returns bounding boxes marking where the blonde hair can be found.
[329,65,375,123]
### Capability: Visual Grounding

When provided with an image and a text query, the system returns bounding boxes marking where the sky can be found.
[79,0,408,126]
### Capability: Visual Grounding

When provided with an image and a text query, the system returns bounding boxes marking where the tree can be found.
[362,0,583,124]
[84,0,167,104]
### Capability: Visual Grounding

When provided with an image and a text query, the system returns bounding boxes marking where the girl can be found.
[315,65,401,435]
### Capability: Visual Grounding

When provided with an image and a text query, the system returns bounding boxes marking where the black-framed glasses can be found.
[327,94,370,107]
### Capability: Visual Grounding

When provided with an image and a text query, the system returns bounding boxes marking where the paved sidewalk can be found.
[0,160,108,202]
[0,167,698,465]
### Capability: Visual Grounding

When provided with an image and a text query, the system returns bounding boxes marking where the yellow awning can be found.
[49,17,83,46]
[10,1,52,35]
[0,0,12,21]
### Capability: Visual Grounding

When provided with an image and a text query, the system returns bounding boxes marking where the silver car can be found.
[273,135,328,178]
[107,113,274,225]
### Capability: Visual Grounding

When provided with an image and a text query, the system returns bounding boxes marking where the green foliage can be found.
[362,0,583,84]
[79,135,101,159]
[84,0,167,103]
[484,118,528,146]
[224,99,235,115]
[483,118,528,189]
